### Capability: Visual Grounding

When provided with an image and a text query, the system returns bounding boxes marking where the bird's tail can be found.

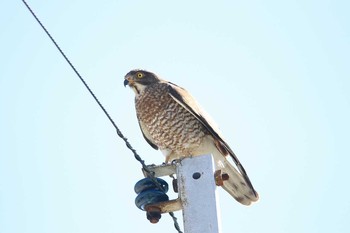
[212,151,259,205]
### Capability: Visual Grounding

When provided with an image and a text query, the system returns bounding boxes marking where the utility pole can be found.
[138,154,222,233]
[177,154,221,233]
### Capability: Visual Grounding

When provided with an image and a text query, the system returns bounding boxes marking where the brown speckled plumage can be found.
[136,83,208,155]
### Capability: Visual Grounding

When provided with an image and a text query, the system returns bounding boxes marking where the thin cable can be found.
[21,1,182,232]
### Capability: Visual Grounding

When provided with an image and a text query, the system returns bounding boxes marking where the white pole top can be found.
[177,154,221,233]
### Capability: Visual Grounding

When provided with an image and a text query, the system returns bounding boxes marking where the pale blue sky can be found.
[1,1,349,233]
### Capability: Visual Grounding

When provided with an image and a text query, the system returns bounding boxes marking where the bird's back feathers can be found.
[168,83,259,204]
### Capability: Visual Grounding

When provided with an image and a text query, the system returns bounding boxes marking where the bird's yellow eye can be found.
[137,72,144,78]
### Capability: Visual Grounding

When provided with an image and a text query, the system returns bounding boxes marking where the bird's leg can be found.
[164,151,180,164]
[161,149,174,164]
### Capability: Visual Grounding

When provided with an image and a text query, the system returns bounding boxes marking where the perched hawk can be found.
[124,69,259,205]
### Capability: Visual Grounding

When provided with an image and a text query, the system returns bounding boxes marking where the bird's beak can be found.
[124,76,134,87]
[123,78,129,87]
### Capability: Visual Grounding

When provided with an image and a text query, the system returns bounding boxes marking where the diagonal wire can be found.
[21,1,182,232]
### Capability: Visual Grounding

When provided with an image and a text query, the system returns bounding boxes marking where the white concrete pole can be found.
[177,155,221,233]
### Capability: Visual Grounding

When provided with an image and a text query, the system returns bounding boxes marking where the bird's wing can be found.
[167,82,258,198]
[137,115,158,150]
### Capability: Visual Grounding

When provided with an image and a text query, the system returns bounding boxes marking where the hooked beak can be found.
[123,79,129,87]
[124,76,134,87]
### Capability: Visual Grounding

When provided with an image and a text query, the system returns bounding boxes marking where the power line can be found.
[21,1,182,232]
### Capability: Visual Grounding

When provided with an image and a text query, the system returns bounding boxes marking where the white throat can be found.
[130,82,147,96]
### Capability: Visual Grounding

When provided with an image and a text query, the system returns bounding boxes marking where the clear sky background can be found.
[1,1,349,233]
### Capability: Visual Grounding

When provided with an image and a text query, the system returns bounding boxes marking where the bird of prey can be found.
[124,69,259,205]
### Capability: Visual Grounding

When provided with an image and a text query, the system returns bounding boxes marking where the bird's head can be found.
[124,69,160,95]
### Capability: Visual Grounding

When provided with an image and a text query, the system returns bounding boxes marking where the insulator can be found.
[134,178,169,211]
[134,177,169,194]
